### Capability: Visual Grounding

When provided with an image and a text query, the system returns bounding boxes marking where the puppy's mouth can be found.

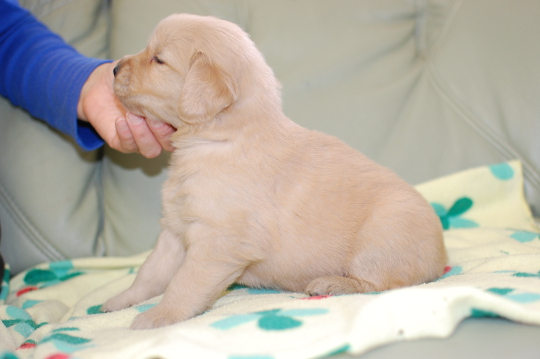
[113,78,130,99]
[113,78,141,115]
[117,96,146,119]
[113,73,149,119]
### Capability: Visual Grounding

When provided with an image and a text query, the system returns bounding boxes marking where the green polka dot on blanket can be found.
[431,197,479,230]
[510,231,539,243]
[489,162,515,180]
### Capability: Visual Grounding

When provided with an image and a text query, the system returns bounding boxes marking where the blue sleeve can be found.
[0,0,109,151]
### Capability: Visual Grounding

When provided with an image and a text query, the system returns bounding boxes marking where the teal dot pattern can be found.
[86,305,103,315]
[510,231,539,243]
[22,260,84,289]
[211,308,329,331]
[488,287,540,303]
[0,266,10,302]
[489,162,515,180]
[431,197,479,230]
[40,327,93,354]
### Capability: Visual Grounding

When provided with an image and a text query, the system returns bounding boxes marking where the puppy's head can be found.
[114,14,273,129]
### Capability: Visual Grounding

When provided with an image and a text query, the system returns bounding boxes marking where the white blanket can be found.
[1,160,539,359]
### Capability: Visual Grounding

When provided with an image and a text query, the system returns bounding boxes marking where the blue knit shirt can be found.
[0,0,110,150]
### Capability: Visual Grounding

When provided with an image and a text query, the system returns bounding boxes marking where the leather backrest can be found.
[1,0,539,273]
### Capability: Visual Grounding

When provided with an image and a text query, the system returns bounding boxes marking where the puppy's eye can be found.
[152,56,165,65]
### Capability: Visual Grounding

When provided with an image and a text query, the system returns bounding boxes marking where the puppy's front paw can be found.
[130,304,188,330]
[101,291,139,313]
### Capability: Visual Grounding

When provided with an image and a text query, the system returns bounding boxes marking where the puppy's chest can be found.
[162,157,268,223]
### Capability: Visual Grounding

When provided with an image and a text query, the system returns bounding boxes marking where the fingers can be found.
[115,113,175,158]
[147,119,176,153]
[115,116,138,153]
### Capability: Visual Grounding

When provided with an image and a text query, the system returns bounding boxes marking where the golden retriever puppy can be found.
[102,13,447,329]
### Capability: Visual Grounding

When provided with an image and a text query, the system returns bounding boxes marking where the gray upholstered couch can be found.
[1,0,539,357]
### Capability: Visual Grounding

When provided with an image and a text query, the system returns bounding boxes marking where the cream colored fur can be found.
[101,13,447,329]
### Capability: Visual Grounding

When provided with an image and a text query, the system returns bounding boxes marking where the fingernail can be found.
[148,119,164,128]
[127,113,144,125]
[116,118,129,132]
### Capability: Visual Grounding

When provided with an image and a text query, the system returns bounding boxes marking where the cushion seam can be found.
[425,64,540,195]
[0,180,64,262]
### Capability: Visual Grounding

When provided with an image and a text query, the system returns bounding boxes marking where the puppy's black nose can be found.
[113,63,121,77]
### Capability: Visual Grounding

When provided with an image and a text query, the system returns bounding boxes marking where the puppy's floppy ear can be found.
[178,52,238,124]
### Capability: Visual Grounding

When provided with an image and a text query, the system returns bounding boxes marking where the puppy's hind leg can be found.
[101,228,185,312]
[306,276,377,296]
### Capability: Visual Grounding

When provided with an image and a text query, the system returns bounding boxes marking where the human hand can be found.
[77,61,176,158]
